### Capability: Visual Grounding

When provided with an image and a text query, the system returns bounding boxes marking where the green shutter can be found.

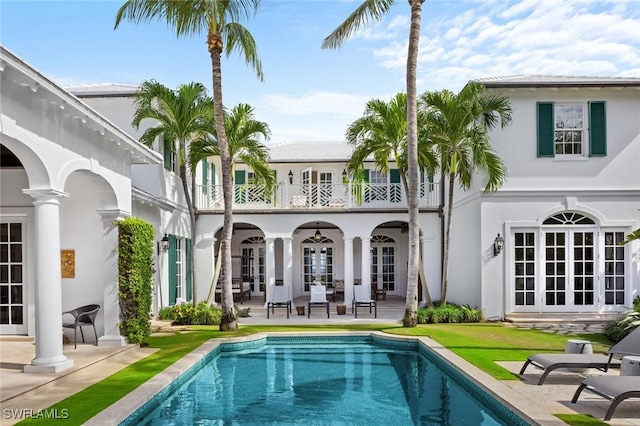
[201,160,208,194]
[537,102,555,157]
[234,170,246,203]
[163,137,172,170]
[185,238,192,301]
[389,168,401,203]
[589,101,607,157]
[168,234,177,305]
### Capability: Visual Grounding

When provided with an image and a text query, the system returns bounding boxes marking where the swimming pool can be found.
[122,334,528,425]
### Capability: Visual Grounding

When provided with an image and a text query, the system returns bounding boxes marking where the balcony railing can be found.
[195,182,440,211]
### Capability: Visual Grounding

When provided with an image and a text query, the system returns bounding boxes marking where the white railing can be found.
[195,182,440,210]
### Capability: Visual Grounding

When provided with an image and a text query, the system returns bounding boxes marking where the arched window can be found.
[371,235,395,243]
[302,236,333,244]
[542,212,595,225]
[241,236,265,244]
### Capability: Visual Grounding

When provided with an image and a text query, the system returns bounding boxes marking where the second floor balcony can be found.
[195,182,440,211]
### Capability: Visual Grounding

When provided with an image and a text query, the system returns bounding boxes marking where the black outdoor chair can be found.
[62,304,100,348]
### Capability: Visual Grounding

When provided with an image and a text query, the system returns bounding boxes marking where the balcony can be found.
[195,182,440,211]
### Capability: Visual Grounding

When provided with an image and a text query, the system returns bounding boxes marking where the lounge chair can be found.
[519,326,640,385]
[267,285,291,319]
[308,284,329,318]
[352,284,376,318]
[571,376,640,420]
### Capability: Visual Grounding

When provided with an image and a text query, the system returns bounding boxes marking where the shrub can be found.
[417,302,483,324]
[604,297,640,342]
[163,302,221,326]
[158,306,174,321]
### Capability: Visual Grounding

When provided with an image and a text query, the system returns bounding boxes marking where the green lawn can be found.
[18,323,613,425]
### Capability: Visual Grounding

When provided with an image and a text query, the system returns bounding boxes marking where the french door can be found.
[302,243,333,292]
[241,237,265,293]
[543,229,597,311]
[371,238,396,294]
[0,220,26,334]
[301,168,333,207]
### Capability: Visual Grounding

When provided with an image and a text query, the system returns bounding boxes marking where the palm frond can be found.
[322,0,396,50]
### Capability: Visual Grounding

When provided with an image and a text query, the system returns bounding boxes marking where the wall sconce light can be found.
[159,234,170,254]
[341,169,347,181]
[493,233,504,256]
[314,222,322,243]
[288,170,294,184]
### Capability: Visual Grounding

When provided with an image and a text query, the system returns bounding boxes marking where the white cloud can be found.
[259,91,371,116]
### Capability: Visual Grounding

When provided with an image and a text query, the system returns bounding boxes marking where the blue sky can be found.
[1,0,639,143]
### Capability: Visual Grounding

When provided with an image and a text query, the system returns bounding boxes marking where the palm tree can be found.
[622,229,640,245]
[189,103,276,304]
[115,0,263,331]
[345,92,437,307]
[323,0,425,327]
[422,82,513,304]
[131,80,213,307]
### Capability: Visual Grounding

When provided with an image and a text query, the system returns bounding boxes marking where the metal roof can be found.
[472,74,640,88]
[267,141,353,162]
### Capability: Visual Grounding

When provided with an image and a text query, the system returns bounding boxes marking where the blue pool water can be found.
[126,336,526,425]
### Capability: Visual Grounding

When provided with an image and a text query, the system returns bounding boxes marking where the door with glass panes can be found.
[241,237,265,294]
[371,235,396,295]
[0,221,26,334]
[512,217,627,313]
[301,236,333,292]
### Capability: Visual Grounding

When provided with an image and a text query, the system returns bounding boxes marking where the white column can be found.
[420,236,430,305]
[265,237,276,307]
[196,233,216,306]
[23,189,73,373]
[361,236,371,290]
[98,209,128,347]
[283,236,294,304]
[343,237,354,303]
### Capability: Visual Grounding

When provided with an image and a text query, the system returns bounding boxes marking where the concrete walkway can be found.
[0,297,638,425]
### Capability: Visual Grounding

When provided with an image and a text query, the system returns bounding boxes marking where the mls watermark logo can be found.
[3,408,69,420]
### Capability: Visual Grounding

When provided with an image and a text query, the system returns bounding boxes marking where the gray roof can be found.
[267,141,353,162]
[64,83,139,97]
[472,74,640,88]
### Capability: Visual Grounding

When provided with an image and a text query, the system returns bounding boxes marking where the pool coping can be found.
[85,331,563,426]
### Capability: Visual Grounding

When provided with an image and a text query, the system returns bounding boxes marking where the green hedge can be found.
[118,217,154,344]
[160,302,222,325]
[417,303,483,324]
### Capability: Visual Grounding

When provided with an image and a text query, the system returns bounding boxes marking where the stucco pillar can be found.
[282,236,294,304]
[97,209,129,347]
[23,189,73,373]
[196,233,216,306]
[420,236,430,305]
[265,237,276,307]
[361,236,371,290]
[343,237,354,303]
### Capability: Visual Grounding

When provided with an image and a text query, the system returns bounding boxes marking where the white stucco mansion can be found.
[1,45,639,372]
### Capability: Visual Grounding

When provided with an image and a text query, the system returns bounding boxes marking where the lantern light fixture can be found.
[493,233,504,256]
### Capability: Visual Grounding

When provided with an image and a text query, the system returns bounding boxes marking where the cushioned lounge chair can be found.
[267,285,291,319]
[308,284,329,318]
[519,327,640,385]
[571,376,640,420]
[352,284,376,318]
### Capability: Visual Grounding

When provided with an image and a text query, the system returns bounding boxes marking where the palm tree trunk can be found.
[403,0,424,328]
[399,171,433,309]
[209,37,237,331]
[441,170,455,304]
